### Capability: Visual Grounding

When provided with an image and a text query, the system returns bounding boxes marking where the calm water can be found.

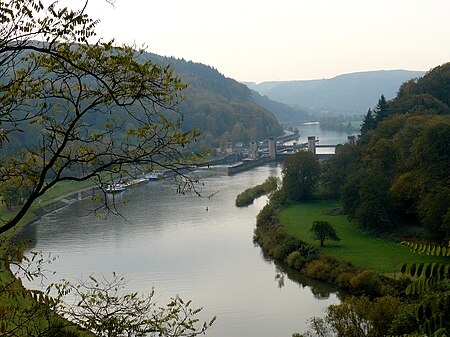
[21,130,349,337]
[292,122,358,153]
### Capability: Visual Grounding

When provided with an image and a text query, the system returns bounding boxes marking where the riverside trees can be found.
[322,64,450,240]
[281,151,320,202]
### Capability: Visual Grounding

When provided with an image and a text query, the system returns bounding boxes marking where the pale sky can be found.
[77,0,449,83]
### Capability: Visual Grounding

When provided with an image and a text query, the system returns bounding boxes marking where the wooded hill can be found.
[323,62,450,241]
[246,70,426,114]
[141,53,284,149]
[3,50,286,155]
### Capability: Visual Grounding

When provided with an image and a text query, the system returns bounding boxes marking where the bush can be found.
[273,244,289,260]
[236,176,279,207]
[304,260,333,281]
[286,251,305,270]
[336,272,357,289]
[350,270,382,297]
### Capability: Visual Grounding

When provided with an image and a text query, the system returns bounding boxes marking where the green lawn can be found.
[279,200,443,273]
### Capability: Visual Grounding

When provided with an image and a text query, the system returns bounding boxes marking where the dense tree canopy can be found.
[141,54,283,149]
[322,63,450,240]
[281,151,320,202]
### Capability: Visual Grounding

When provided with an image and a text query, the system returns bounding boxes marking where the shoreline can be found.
[2,185,98,250]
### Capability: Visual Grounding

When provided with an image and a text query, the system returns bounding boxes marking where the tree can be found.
[296,295,403,337]
[374,94,389,123]
[1,250,215,336]
[52,274,216,337]
[281,151,320,201]
[360,108,377,136]
[0,0,203,235]
[0,1,213,336]
[310,220,340,247]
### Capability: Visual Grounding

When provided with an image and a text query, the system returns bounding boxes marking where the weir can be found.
[227,134,355,175]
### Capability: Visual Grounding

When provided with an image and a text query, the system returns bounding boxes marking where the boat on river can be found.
[145,171,165,181]
[126,178,148,186]
[105,183,127,193]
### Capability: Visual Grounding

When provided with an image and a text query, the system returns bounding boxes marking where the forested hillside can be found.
[4,51,284,155]
[323,63,450,241]
[247,70,426,113]
[250,90,313,123]
[141,54,283,149]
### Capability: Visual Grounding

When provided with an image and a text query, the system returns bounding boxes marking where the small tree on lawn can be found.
[311,220,340,247]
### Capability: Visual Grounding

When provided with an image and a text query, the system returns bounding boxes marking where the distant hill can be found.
[250,90,313,124]
[245,70,426,114]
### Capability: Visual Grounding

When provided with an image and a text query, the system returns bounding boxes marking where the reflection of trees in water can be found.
[273,261,347,301]
[11,220,39,251]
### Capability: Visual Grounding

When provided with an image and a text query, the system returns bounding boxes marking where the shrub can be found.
[256,204,277,227]
[350,270,382,297]
[304,260,332,281]
[273,244,289,260]
[236,176,279,207]
[336,272,357,289]
[286,251,305,270]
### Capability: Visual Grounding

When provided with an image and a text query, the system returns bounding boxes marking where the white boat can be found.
[145,171,164,181]
[127,178,148,186]
[105,183,127,193]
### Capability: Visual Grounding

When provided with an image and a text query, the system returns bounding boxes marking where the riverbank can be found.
[252,194,447,298]
[0,180,96,252]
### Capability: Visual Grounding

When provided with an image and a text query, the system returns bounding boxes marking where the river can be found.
[21,125,353,337]
[290,122,358,153]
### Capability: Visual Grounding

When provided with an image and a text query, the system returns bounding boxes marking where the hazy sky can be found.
[78,0,450,83]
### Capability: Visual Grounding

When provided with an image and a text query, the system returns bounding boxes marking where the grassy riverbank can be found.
[279,199,442,273]
[0,180,95,250]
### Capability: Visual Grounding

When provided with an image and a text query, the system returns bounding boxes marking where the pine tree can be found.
[360,108,377,135]
[374,94,389,122]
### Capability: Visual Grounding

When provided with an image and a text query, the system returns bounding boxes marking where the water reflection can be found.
[273,262,347,300]
[20,164,342,337]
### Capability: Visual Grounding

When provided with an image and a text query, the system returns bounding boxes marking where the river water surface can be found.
[22,125,353,337]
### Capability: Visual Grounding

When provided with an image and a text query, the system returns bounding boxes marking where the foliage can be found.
[399,241,450,336]
[338,113,450,237]
[318,116,359,133]
[145,55,283,149]
[0,2,217,336]
[310,220,340,247]
[281,151,320,202]
[52,274,216,337]
[392,63,450,115]
[0,243,85,336]
[235,176,278,207]
[0,0,206,235]
[297,295,403,337]
[323,64,450,236]
[1,244,215,337]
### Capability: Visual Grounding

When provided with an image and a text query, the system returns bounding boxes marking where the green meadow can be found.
[279,199,442,273]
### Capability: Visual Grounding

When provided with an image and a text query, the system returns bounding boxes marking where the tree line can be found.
[325,63,450,241]
[254,63,449,336]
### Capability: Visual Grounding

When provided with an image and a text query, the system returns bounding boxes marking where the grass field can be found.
[279,199,443,273]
